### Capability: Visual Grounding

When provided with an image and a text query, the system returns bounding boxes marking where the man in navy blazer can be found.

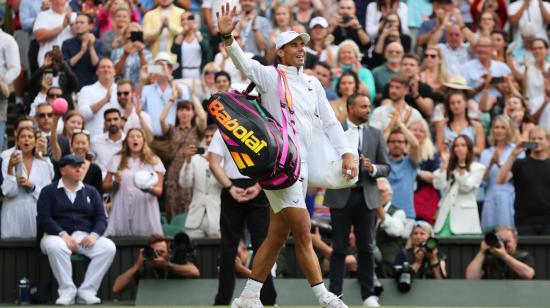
[324,93,391,307]
[37,154,116,306]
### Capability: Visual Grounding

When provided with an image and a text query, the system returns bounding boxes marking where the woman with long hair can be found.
[420,45,447,93]
[111,22,152,84]
[480,116,520,229]
[194,62,221,103]
[51,111,86,162]
[366,0,409,41]
[408,119,440,225]
[331,71,359,122]
[334,40,376,102]
[491,30,509,63]
[433,135,485,236]
[101,4,131,57]
[271,3,294,44]
[160,96,207,219]
[1,127,54,238]
[503,94,535,142]
[394,221,447,279]
[435,91,485,156]
[103,128,165,236]
[471,0,508,30]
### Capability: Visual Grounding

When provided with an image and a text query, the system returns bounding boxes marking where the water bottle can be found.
[18,277,30,305]
[14,150,24,179]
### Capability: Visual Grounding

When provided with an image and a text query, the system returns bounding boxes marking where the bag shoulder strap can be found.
[275,67,300,168]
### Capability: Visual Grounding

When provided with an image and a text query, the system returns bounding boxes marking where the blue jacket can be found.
[37,181,106,236]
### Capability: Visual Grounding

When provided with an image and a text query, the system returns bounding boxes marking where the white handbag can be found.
[308,119,359,189]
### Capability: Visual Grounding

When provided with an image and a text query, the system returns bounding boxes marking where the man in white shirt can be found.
[509,0,550,43]
[201,0,239,52]
[116,80,152,133]
[78,57,121,136]
[435,25,473,75]
[90,109,125,178]
[370,73,423,136]
[33,0,73,67]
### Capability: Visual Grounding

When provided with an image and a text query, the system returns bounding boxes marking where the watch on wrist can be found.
[221,32,233,40]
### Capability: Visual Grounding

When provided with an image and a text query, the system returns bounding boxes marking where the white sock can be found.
[242,278,263,297]
[311,282,329,300]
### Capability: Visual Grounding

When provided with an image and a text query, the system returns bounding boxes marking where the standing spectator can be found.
[324,93,390,307]
[179,126,221,238]
[480,116,520,229]
[62,13,104,90]
[372,13,412,54]
[1,116,36,160]
[408,119,440,225]
[508,0,550,43]
[59,111,85,142]
[37,154,116,305]
[331,0,370,48]
[366,0,409,42]
[201,0,239,54]
[416,0,455,48]
[435,24,473,76]
[375,177,407,278]
[160,97,207,219]
[34,103,71,158]
[1,127,54,238]
[293,0,323,30]
[117,80,153,133]
[465,225,535,280]
[334,40,376,102]
[33,0,73,67]
[511,38,549,101]
[371,41,404,95]
[306,17,335,67]
[214,71,232,92]
[420,45,447,94]
[496,126,550,235]
[90,108,125,177]
[386,125,420,235]
[235,0,272,57]
[370,73,423,136]
[103,128,165,236]
[208,129,277,306]
[270,3,294,45]
[530,74,550,133]
[111,23,152,84]
[77,58,120,136]
[142,0,184,56]
[407,0,432,51]
[171,11,211,79]
[101,4,131,57]
[214,35,251,86]
[97,0,140,37]
[0,26,21,150]
[471,0,508,30]
[433,135,484,236]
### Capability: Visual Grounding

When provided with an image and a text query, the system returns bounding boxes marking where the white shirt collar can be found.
[277,64,303,76]
[103,131,126,144]
[346,119,363,130]
[57,178,84,192]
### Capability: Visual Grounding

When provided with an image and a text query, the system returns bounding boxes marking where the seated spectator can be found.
[142,0,184,55]
[435,90,485,156]
[465,226,535,280]
[101,3,131,57]
[292,0,322,30]
[373,13,412,54]
[408,119,440,225]
[59,110,85,143]
[313,62,338,101]
[160,97,207,219]
[492,30,509,63]
[1,116,36,160]
[375,177,407,278]
[503,94,534,143]
[333,40,376,102]
[406,0,433,50]
[62,13,104,90]
[311,225,358,276]
[330,0,370,48]
[496,126,550,235]
[433,135,485,236]
[370,74,423,136]
[37,154,116,305]
[417,0,455,48]
[366,0,409,43]
[386,126,420,234]
[372,41,404,95]
[179,126,221,238]
[1,126,54,238]
[77,57,121,136]
[90,108,125,177]
[111,22,152,85]
[112,234,200,294]
[97,0,140,37]
[330,71,359,122]
[171,11,211,80]
[480,116,521,229]
[214,71,232,93]
[420,45,447,94]
[102,128,165,237]
[471,0,508,30]
[507,23,537,68]
[395,221,447,279]
[30,86,64,117]
[34,102,71,158]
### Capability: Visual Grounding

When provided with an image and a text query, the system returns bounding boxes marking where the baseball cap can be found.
[309,17,329,29]
[58,154,85,168]
[276,31,310,50]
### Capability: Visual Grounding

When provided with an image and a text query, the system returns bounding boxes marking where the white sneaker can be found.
[319,292,349,308]
[231,293,264,308]
[76,292,101,305]
[363,295,380,307]
[55,296,75,306]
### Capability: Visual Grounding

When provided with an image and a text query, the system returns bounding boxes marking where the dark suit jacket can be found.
[324,122,391,210]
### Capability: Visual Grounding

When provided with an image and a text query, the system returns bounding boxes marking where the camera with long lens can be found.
[171,232,196,264]
[419,237,439,251]
[142,246,159,261]
[394,262,414,293]
[484,232,503,249]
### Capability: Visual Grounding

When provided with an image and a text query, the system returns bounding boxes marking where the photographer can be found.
[112,234,200,294]
[394,221,447,279]
[465,226,535,280]
[331,0,370,49]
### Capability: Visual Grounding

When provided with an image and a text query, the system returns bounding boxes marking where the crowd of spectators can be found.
[0,0,549,304]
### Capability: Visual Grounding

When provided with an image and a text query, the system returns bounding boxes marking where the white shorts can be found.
[264,161,308,214]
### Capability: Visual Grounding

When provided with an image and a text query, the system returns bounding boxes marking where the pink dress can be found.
[105,155,165,237]
[97,5,141,37]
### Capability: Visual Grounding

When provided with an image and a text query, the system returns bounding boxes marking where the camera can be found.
[341,15,352,24]
[419,237,439,251]
[142,246,159,260]
[171,232,196,264]
[394,262,414,293]
[484,232,503,249]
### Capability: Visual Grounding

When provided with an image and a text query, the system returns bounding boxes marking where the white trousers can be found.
[40,231,116,298]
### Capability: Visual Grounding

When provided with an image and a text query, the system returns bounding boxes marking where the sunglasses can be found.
[37,112,53,118]
[424,54,438,59]
[73,129,90,135]
[47,93,62,99]
[117,91,130,97]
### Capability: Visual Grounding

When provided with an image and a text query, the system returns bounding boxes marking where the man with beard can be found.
[115,80,152,133]
[90,108,124,178]
[372,41,404,97]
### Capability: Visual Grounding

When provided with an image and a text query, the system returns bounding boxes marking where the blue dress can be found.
[479,144,523,229]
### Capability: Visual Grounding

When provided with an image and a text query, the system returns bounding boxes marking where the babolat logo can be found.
[209,99,268,154]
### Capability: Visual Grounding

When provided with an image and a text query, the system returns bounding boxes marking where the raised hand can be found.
[216,3,239,36]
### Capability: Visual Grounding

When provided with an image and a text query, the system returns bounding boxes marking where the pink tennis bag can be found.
[207,69,300,190]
